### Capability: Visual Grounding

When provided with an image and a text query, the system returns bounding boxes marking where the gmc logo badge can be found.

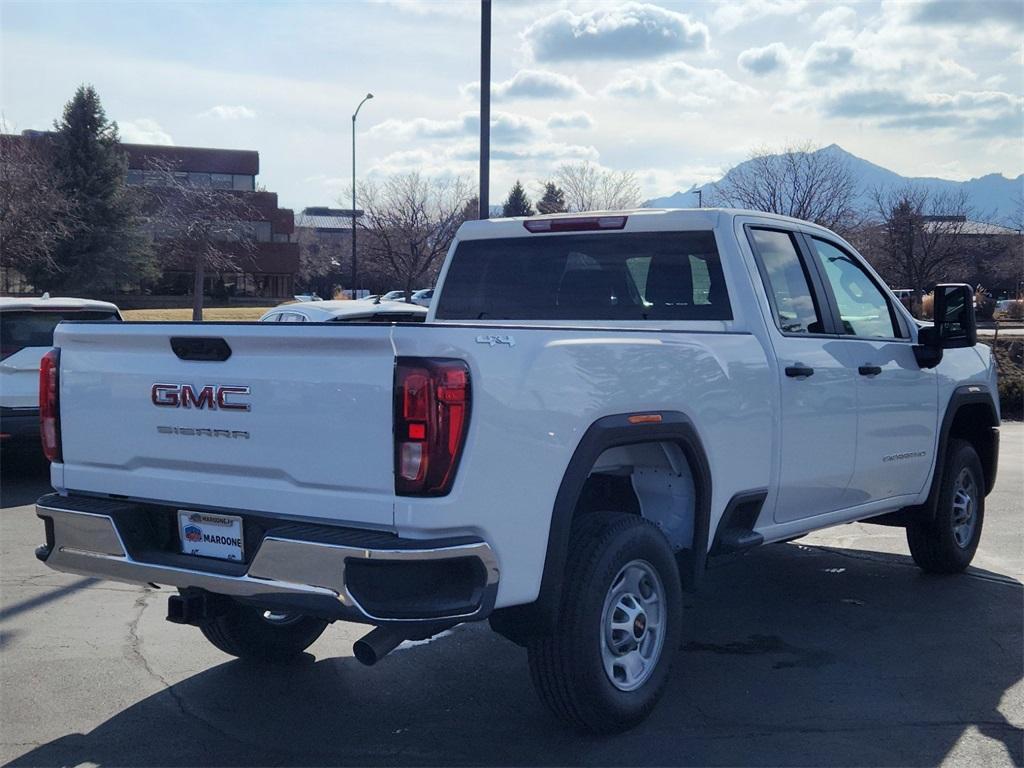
[151,384,251,411]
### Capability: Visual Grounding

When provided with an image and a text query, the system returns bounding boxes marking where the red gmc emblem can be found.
[151,384,251,411]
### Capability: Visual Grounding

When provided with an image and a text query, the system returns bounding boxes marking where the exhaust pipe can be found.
[353,626,406,666]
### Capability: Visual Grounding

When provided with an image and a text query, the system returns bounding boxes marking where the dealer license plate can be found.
[178,510,244,561]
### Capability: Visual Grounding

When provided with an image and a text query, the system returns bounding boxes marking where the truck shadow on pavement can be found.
[8,541,1023,767]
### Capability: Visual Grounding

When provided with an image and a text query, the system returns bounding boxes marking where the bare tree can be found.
[0,131,77,292]
[554,162,642,212]
[138,160,259,320]
[709,141,860,233]
[863,185,973,311]
[356,172,473,297]
[294,225,344,299]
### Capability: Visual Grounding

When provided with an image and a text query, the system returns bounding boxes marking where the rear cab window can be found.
[434,231,732,322]
[746,228,825,335]
[1,309,120,358]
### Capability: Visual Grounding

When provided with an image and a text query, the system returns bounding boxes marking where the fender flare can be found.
[492,411,712,639]
[919,385,1000,515]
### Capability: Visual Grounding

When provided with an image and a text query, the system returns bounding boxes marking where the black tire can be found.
[198,598,328,662]
[527,511,683,734]
[907,439,985,574]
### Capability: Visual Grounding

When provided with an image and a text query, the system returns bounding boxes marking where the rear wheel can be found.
[527,511,682,734]
[198,598,328,662]
[906,439,985,574]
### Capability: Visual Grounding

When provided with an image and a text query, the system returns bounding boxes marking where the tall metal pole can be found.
[696,189,702,208]
[352,92,373,298]
[479,0,491,220]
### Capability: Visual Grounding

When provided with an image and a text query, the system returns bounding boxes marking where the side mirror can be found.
[913,283,977,369]
[933,283,977,348]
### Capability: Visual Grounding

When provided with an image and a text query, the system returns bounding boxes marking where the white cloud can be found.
[907,0,1024,30]
[811,5,858,33]
[367,111,543,144]
[712,0,809,31]
[803,42,858,82]
[523,3,709,62]
[199,105,257,120]
[823,87,1023,138]
[547,111,594,130]
[605,61,759,107]
[461,69,588,100]
[118,118,173,145]
[737,43,792,76]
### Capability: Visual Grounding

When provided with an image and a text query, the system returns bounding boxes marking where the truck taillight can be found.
[39,348,62,463]
[394,358,470,496]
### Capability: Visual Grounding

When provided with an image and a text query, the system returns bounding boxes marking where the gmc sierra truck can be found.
[35,209,999,733]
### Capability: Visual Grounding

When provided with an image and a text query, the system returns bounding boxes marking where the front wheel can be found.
[906,439,985,574]
[198,598,328,662]
[527,512,683,734]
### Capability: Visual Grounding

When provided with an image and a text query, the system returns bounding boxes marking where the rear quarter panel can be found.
[392,324,773,608]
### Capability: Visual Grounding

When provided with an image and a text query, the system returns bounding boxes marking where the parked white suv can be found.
[34,210,998,733]
[1,295,120,444]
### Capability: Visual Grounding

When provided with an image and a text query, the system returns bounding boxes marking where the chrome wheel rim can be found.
[951,467,977,549]
[599,559,666,692]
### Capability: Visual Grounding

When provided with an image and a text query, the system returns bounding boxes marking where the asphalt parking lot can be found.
[1,427,1021,767]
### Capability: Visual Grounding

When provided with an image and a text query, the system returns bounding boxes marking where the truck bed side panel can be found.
[392,325,773,608]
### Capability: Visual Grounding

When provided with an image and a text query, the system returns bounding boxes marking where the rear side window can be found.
[1,310,120,356]
[747,229,824,335]
[435,232,732,321]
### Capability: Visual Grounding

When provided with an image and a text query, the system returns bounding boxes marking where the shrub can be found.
[992,338,1023,421]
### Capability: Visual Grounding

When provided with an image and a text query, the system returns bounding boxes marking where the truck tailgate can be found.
[54,322,397,528]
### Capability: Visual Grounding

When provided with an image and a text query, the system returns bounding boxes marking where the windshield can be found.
[435,231,731,322]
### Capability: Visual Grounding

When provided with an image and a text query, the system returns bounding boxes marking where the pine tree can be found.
[49,85,155,292]
[501,180,534,217]
[536,181,566,214]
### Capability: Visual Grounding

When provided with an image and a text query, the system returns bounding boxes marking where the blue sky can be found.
[2,0,1021,211]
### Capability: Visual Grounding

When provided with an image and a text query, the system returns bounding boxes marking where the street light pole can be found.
[479,0,491,220]
[351,92,373,299]
[695,189,702,208]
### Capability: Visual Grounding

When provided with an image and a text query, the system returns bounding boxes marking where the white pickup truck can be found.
[35,209,999,733]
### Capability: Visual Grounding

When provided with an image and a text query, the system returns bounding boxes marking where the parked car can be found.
[410,288,434,306]
[35,210,998,734]
[259,300,427,323]
[1,295,121,444]
[377,290,408,302]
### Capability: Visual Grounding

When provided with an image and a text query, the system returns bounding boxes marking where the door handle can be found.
[858,365,882,376]
[785,365,814,378]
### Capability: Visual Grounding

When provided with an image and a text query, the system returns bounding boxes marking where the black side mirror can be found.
[913,283,977,369]
[933,283,977,348]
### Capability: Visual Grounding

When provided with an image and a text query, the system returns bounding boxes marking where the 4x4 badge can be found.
[475,334,515,347]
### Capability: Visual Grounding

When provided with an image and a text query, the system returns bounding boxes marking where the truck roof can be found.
[456,207,837,241]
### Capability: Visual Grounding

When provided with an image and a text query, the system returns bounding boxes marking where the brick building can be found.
[123,142,299,299]
[3,132,299,300]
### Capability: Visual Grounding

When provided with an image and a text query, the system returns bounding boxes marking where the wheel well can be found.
[575,440,698,558]
[948,403,999,493]
[490,412,711,646]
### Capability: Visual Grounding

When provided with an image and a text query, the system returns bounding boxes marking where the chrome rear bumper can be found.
[36,494,499,624]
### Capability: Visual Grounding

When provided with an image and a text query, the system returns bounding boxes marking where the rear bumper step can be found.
[36,493,499,625]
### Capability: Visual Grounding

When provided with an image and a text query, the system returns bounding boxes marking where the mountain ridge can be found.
[645,144,1022,224]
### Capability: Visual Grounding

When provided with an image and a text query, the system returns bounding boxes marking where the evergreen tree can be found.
[501,180,534,217]
[536,181,567,214]
[49,85,155,292]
